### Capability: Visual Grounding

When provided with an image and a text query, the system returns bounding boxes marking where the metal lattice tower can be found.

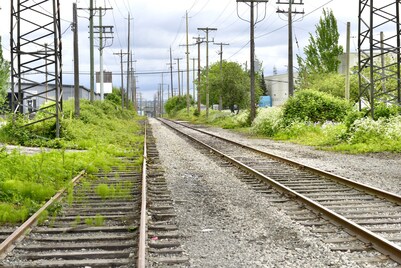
[10,0,62,137]
[358,0,401,117]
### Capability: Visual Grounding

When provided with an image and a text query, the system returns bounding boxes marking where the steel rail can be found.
[0,170,86,259]
[137,122,148,268]
[168,119,401,205]
[159,118,401,264]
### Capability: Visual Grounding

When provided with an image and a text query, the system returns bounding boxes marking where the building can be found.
[6,83,100,113]
[264,73,296,107]
[264,53,358,107]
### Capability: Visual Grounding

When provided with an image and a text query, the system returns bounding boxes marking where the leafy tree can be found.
[199,61,262,110]
[303,72,359,102]
[260,72,268,96]
[358,54,400,108]
[297,8,343,88]
[0,38,10,102]
[164,95,190,116]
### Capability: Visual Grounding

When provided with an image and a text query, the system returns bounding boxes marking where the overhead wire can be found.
[226,0,337,60]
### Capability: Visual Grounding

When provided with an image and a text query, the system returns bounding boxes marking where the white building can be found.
[265,53,358,106]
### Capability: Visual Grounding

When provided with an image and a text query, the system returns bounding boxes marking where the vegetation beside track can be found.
[0,92,144,224]
[166,89,401,154]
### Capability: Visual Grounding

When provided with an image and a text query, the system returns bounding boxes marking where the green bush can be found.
[372,102,401,120]
[282,89,352,125]
[165,96,192,116]
[251,107,283,136]
[300,72,359,102]
[348,115,401,144]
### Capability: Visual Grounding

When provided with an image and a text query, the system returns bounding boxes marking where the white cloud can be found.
[0,0,390,100]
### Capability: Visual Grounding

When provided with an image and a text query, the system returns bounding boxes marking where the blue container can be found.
[259,96,272,107]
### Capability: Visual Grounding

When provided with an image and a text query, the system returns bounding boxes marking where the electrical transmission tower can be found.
[358,0,401,117]
[10,0,63,137]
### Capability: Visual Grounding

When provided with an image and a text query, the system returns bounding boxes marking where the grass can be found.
[0,98,144,225]
[95,182,133,200]
[167,105,401,154]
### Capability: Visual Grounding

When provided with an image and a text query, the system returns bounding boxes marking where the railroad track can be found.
[159,118,401,265]
[0,165,141,267]
[0,122,188,268]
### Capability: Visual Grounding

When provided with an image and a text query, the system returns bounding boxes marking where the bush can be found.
[348,115,401,144]
[300,72,359,102]
[282,89,352,125]
[165,96,192,116]
[372,102,401,120]
[251,107,283,136]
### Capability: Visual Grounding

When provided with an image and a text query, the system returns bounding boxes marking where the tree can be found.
[0,37,10,103]
[297,9,343,88]
[199,61,261,110]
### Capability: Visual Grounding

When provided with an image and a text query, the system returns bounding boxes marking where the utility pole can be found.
[168,47,175,98]
[73,3,80,117]
[131,53,137,110]
[237,0,269,122]
[345,22,350,101]
[191,57,197,101]
[277,0,304,97]
[99,7,104,100]
[380,32,387,94]
[90,0,94,102]
[185,11,190,114]
[78,1,100,102]
[114,50,129,109]
[126,13,133,107]
[193,36,205,113]
[174,58,183,96]
[133,75,138,111]
[92,6,113,101]
[214,42,229,110]
[198,27,217,118]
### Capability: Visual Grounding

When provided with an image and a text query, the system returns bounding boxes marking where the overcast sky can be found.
[0,0,365,100]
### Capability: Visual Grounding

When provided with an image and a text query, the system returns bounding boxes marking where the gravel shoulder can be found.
[148,118,391,268]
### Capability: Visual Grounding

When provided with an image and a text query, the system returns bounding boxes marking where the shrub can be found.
[282,89,352,125]
[251,107,283,136]
[372,102,401,120]
[348,115,401,144]
[165,96,192,116]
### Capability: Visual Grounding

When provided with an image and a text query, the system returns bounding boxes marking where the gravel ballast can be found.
[148,118,400,267]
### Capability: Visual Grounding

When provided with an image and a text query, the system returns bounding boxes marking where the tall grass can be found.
[0,99,144,224]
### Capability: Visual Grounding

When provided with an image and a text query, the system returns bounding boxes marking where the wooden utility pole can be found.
[237,0,269,122]
[73,3,80,117]
[114,50,129,108]
[380,31,387,94]
[168,47,175,98]
[214,42,229,111]
[193,36,204,113]
[191,57,197,101]
[198,27,217,118]
[277,0,304,97]
[99,7,104,100]
[345,22,351,101]
[89,0,94,102]
[126,13,132,106]
[185,11,190,113]
[174,58,183,96]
